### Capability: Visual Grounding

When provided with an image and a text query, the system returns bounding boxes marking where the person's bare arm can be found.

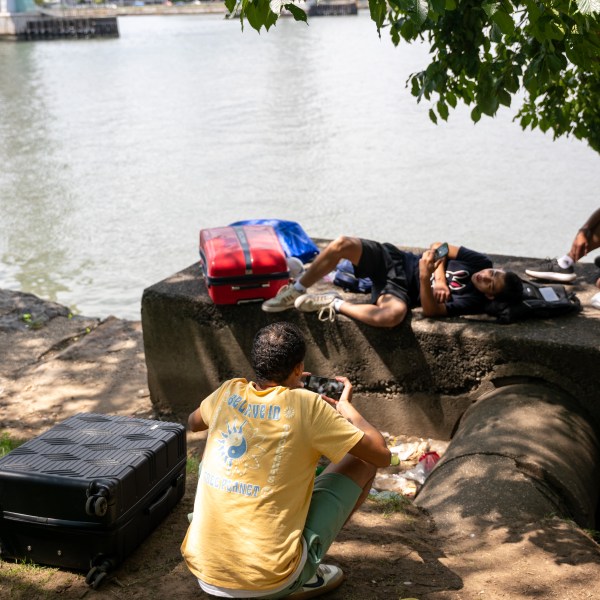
[570,208,600,261]
[419,248,449,317]
[323,378,390,467]
[430,242,460,302]
[188,407,208,432]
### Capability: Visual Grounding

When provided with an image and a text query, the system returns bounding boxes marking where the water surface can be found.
[0,13,597,319]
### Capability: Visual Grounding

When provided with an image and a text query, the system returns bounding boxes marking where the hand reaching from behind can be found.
[570,230,590,263]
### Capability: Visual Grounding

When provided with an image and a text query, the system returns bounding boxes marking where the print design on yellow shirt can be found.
[216,418,267,478]
[265,423,291,494]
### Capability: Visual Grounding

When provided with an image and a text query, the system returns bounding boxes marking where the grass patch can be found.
[186,455,200,475]
[0,432,24,457]
[368,490,412,515]
[0,559,61,600]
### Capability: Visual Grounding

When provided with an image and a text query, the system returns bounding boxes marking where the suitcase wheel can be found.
[86,558,115,589]
[86,566,108,589]
[85,494,108,517]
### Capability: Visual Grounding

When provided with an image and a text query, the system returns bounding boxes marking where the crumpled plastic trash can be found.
[402,451,441,485]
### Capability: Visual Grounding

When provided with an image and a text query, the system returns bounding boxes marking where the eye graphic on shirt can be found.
[446,269,470,291]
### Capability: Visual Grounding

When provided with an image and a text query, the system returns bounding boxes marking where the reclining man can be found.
[262,236,523,327]
[181,322,390,599]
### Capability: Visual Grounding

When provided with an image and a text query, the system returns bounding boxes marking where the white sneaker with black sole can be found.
[289,564,344,599]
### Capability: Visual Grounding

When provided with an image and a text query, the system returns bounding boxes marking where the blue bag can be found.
[333,259,372,294]
[229,219,319,263]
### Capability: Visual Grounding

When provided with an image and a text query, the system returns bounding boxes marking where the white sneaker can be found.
[591,292,600,310]
[290,564,344,599]
[261,283,302,313]
[294,292,341,322]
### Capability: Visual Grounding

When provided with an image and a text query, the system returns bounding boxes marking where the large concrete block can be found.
[141,263,433,418]
[142,256,600,437]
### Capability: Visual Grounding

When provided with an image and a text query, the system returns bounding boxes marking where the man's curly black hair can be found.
[251,322,306,385]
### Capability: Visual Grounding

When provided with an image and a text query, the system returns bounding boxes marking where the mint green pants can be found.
[260,472,362,599]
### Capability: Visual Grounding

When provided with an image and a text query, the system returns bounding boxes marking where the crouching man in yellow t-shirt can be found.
[181,321,391,599]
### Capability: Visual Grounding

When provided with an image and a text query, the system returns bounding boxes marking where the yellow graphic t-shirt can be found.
[181,378,364,593]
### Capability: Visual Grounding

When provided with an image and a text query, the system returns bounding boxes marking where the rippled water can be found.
[0,13,598,319]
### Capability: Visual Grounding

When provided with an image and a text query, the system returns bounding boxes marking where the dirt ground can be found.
[1,289,600,600]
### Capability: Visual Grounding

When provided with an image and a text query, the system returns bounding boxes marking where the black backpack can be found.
[486,280,582,324]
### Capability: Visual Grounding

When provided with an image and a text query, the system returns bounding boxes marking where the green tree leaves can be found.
[381,0,600,152]
[228,0,307,32]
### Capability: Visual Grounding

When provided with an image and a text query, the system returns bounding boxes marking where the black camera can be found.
[302,375,344,400]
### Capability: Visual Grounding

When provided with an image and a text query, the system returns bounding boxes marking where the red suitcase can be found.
[199,225,290,304]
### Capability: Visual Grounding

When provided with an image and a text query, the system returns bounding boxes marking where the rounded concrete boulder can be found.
[416,382,600,532]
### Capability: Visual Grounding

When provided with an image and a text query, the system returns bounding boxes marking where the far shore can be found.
[37,0,370,18]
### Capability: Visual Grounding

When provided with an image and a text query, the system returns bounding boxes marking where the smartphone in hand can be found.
[302,375,344,400]
[433,242,449,261]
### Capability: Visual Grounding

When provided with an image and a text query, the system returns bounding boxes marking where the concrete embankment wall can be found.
[141,253,600,432]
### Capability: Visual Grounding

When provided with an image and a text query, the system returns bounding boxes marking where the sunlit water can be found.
[0,13,598,319]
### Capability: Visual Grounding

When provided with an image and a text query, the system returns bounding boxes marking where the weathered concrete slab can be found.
[141,250,600,438]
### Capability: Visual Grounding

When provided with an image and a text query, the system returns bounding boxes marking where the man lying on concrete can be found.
[181,322,390,599]
[262,236,523,327]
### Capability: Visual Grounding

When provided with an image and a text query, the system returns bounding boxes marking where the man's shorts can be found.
[354,238,417,307]
[260,472,362,599]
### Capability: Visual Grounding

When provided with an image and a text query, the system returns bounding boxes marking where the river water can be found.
[0,13,598,319]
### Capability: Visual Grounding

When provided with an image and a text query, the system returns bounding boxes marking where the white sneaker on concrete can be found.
[591,292,600,310]
[262,284,302,313]
[294,292,341,322]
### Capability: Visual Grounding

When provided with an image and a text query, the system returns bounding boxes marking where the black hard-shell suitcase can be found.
[0,413,186,588]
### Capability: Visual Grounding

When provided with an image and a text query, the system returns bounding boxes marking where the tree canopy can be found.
[227,0,600,153]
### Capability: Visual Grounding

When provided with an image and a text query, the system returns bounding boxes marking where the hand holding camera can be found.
[302,375,345,400]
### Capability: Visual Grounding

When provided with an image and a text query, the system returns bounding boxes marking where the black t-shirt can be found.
[357,241,492,316]
[440,246,493,316]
